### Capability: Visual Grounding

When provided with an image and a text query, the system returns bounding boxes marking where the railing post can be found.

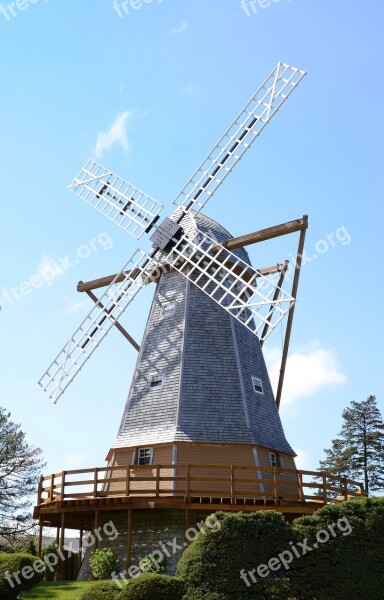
[186,464,190,502]
[298,470,304,501]
[322,472,328,504]
[155,465,160,497]
[273,467,279,506]
[230,465,235,504]
[94,468,99,499]
[37,476,43,505]
[50,474,55,502]
[126,465,131,497]
[343,477,348,501]
[61,471,66,501]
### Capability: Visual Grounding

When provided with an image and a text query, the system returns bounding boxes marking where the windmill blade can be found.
[160,229,294,341]
[38,248,154,403]
[68,159,163,239]
[172,62,306,216]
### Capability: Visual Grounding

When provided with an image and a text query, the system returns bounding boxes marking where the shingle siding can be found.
[112,213,294,456]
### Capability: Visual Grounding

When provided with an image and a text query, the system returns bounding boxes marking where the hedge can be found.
[79,580,122,600]
[119,572,184,600]
[290,496,384,600]
[176,511,294,600]
[0,552,43,599]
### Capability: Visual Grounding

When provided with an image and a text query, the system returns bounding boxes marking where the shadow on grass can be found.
[23,580,112,599]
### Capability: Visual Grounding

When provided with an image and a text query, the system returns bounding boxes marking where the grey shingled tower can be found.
[113,212,294,457]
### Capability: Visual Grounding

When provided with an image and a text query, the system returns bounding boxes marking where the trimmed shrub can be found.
[290,496,384,600]
[182,591,228,600]
[90,548,119,580]
[176,511,295,600]
[0,552,43,599]
[119,572,184,600]
[79,580,122,600]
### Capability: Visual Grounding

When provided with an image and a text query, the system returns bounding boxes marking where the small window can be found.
[138,448,153,465]
[252,376,264,395]
[149,374,164,388]
[160,301,176,317]
[269,452,282,468]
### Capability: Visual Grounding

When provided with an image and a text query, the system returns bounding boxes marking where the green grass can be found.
[21,580,114,599]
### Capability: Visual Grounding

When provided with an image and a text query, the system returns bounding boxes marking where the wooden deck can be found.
[34,463,364,529]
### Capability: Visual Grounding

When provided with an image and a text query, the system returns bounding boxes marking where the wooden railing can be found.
[36,464,364,507]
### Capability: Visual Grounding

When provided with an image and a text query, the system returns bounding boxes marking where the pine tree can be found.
[0,407,45,541]
[319,396,384,495]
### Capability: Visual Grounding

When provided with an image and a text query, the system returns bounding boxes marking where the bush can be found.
[290,496,384,600]
[90,548,119,580]
[182,591,228,600]
[0,552,43,599]
[139,552,168,574]
[79,580,122,600]
[177,511,294,600]
[41,542,61,580]
[120,572,184,600]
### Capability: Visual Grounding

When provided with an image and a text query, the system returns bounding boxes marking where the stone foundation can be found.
[77,508,213,581]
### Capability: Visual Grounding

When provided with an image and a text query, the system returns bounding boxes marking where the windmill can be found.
[35,62,347,577]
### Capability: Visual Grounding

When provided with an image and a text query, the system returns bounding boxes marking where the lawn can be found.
[22,580,114,599]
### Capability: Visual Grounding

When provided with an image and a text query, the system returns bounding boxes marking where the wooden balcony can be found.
[34,463,364,528]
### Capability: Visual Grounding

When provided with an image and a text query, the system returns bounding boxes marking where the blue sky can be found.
[1,0,383,487]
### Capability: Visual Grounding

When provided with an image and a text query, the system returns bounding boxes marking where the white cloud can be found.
[36,256,64,285]
[294,448,310,470]
[265,340,348,406]
[94,111,131,157]
[183,84,197,95]
[59,300,88,315]
[169,21,188,34]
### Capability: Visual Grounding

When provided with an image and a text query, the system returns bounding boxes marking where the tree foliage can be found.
[0,407,45,541]
[319,395,384,495]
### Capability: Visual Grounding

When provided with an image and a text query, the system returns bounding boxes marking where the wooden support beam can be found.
[212,216,308,252]
[85,290,141,352]
[275,216,308,409]
[38,517,43,558]
[260,261,289,345]
[77,216,307,294]
[127,509,132,573]
[184,508,189,546]
[94,511,99,552]
[79,529,83,572]
[60,513,65,553]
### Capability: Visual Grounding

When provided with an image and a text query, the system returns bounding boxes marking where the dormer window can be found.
[269,452,282,468]
[252,376,264,395]
[138,448,153,465]
[149,374,164,388]
[160,301,176,317]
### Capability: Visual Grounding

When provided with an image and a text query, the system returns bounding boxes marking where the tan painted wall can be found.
[105,443,299,500]
[108,445,173,495]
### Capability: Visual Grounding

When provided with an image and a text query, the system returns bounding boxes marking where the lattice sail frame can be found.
[39,62,307,402]
[171,63,306,215]
[160,229,295,340]
[38,249,152,403]
[68,160,163,239]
